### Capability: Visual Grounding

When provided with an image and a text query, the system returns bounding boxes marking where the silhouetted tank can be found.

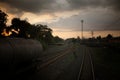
[0,38,43,76]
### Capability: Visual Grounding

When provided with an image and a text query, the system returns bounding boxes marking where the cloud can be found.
[67,0,102,9]
[0,0,56,13]
[0,0,120,31]
[0,0,120,15]
[67,0,120,12]
[0,0,70,14]
[49,8,120,31]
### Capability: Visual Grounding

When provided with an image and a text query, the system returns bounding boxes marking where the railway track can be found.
[77,46,95,80]
[36,45,75,69]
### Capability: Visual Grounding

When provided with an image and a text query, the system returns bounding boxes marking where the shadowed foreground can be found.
[0,38,43,79]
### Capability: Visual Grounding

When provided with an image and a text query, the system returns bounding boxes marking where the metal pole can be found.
[81,20,84,39]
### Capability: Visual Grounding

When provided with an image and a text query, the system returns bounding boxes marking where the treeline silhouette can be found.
[70,34,120,48]
[0,10,63,48]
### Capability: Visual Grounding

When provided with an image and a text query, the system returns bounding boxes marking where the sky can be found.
[0,0,120,39]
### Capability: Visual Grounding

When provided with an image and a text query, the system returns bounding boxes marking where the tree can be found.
[30,24,53,43]
[0,10,8,37]
[54,36,63,42]
[96,35,101,40]
[0,10,61,47]
[10,18,54,42]
[106,34,113,40]
[10,18,31,38]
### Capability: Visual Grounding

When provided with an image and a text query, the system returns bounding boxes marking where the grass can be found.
[91,46,120,80]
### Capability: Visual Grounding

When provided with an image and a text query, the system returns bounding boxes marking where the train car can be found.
[0,38,43,78]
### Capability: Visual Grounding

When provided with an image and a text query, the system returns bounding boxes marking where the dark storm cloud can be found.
[107,0,120,11]
[67,0,102,9]
[0,0,55,13]
[67,0,120,12]
[49,9,120,31]
[0,0,120,14]
[0,0,120,31]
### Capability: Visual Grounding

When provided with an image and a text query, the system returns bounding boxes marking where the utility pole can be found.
[91,30,94,38]
[81,20,84,39]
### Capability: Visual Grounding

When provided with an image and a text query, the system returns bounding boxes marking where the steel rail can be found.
[77,46,95,80]
[38,46,74,69]
[77,47,85,80]
[88,48,95,80]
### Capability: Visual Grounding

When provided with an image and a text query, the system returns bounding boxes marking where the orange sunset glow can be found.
[53,30,120,39]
